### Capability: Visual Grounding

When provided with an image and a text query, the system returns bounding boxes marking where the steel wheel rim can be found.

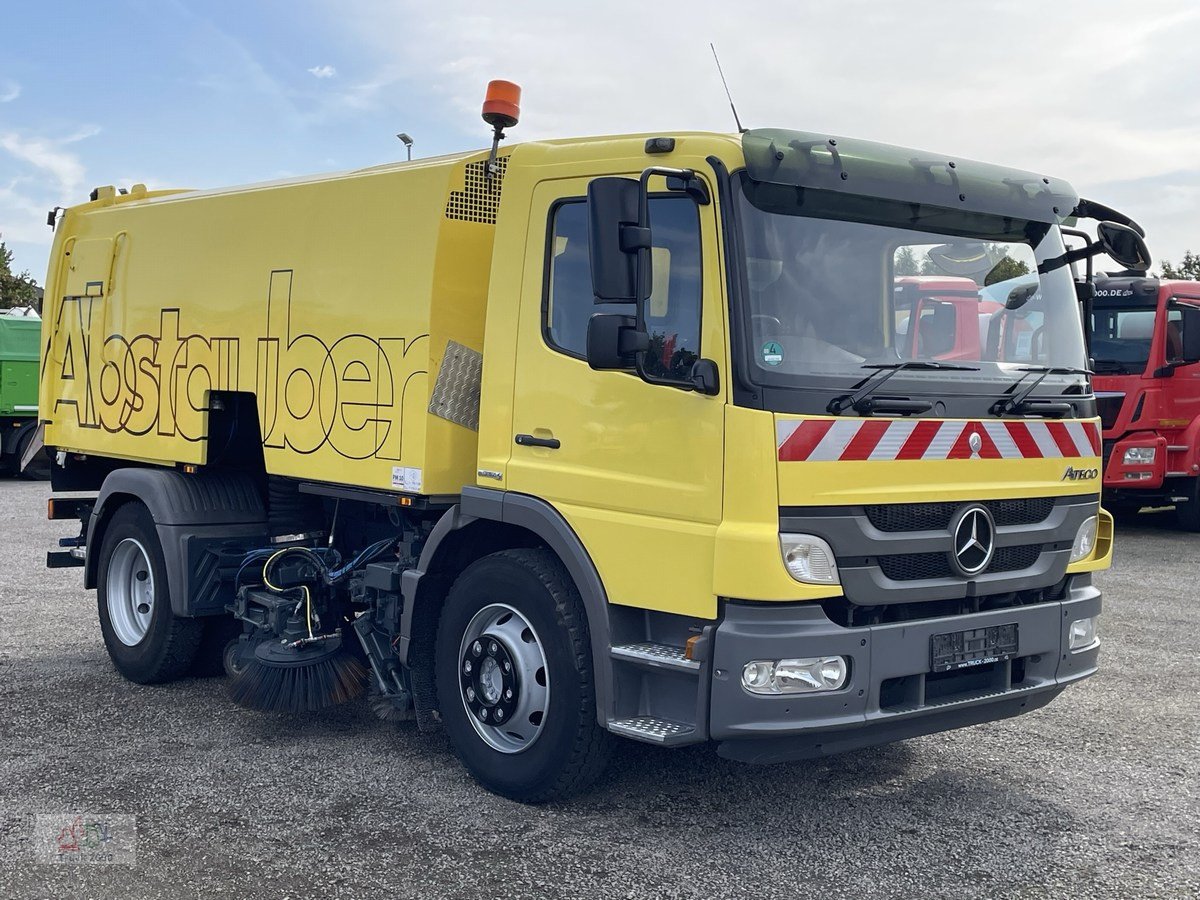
[458,603,549,754]
[106,538,155,646]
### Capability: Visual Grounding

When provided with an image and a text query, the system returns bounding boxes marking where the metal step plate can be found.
[609,716,697,745]
[610,642,700,672]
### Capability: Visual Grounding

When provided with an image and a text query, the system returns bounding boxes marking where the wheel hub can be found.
[106,538,155,647]
[461,636,518,726]
[457,603,550,754]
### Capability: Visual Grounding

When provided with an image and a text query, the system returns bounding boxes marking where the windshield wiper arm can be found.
[990,365,1092,417]
[828,361,979,416]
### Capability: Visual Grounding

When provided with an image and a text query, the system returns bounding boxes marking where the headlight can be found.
[1070,516,1098,563]
[780,534,839,584]
[1068,616,1099,651]
[1123,446,1156,465]
[741,657,849,695]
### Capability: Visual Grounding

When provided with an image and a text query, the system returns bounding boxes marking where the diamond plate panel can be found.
[428,340,482,431]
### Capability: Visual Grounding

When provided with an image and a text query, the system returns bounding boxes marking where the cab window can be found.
[545,196,702,379]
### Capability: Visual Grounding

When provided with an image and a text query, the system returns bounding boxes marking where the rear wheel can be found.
[97,503,202,684]
[435,548,610,803]
[1177,478,1200,531]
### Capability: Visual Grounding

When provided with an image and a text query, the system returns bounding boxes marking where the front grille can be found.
[878,552,953,581]
[991,544,1042,572]
[877,544,1044,581]
[865,498,1056,533]
[1096,393,1125,430]
[822,577,1072,627]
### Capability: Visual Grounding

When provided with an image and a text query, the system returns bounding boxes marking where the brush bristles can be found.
[229,650,367,714]
[368,681,415,723]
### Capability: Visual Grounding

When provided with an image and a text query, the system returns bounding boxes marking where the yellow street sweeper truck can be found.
[39,82,1142,801]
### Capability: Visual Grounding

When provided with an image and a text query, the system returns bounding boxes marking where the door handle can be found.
[515,433,561,450]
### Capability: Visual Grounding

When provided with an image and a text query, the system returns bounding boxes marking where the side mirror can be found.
[586,314,647,371]
[688,358,721,396]
[1005,283,1039,310]
[587,177,644,301]
[1097,221,1152,271]
[1181,307,1200,363]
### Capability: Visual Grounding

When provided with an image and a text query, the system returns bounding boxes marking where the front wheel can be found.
[97,503,202,683]
[1177,478,1200,531]
[435,548,610,803]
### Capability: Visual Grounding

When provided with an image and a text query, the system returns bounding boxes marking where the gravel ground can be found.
[0,479,1197,899]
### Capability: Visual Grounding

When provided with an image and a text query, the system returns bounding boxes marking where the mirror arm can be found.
[628,166,701,389]
[1039,241,1100,276]
[1072,198,1146,237]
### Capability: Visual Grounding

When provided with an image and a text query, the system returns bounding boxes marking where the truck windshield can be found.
[735,175,1090,415]
[1089,306,1156,374]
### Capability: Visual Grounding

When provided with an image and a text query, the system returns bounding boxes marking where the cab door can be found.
[505,173,726,619]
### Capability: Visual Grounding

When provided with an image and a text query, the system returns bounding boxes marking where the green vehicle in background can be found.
[0,310,42,477]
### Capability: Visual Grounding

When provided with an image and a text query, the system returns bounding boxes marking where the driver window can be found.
[545,196,702,379]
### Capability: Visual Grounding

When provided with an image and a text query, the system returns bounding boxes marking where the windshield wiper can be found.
[828,361,979,416]
[990,365,1092,417]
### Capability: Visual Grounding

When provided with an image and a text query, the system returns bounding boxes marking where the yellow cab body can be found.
[40,131,1112,626]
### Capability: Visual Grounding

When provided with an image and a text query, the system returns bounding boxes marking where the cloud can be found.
[0,126,99,198]
[0,81,18,103]
[307,65,337,79]
[0,126,101,276]
[327,0,1200,257]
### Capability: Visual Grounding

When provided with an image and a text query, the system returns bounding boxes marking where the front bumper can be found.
[709,577,1100,763]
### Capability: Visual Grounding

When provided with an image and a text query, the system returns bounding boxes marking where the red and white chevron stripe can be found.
[776,418,1101,462]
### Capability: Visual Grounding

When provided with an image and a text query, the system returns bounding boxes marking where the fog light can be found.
[1070,516,1098,562]
[780,534,839,585]
[1068,616,1099,651]
[741,656,848,695]
[1123,446,1156,465]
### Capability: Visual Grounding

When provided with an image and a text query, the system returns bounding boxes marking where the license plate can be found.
[930,624,1018,673]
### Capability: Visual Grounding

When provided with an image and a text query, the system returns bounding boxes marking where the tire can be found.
[96,503,202,684]
[1177,478,1200,532]
[1107,501,1142,525]
[435,548,611,803]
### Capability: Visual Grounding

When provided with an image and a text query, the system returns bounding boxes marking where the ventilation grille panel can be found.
[444,156,508,224]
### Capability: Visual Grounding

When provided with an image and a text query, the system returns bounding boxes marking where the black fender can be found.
[86,467,267,616]
[1,417,36,457]
[400,486,616,725]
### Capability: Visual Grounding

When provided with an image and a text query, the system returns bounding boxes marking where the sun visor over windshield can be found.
[742,128,1078,224]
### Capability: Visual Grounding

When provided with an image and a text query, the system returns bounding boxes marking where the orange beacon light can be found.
[482,80,521,129]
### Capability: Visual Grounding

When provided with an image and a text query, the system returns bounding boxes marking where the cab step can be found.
[610,641,700,673]
[608,715,697,745]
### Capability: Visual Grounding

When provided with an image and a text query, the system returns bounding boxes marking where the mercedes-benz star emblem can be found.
[968,431,983,454]
[949,505,995,577]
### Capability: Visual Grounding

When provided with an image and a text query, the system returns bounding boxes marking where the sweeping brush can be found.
[367,678,415,723]
[229,633,367,714]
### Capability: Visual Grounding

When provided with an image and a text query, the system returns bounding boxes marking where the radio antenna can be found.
[710,43,746,134]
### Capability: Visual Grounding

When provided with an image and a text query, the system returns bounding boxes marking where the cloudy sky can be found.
[3,0,1199,280]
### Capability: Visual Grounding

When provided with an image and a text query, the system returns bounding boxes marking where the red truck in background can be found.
[894,275,1042,364]
[1089,275,1200,529]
